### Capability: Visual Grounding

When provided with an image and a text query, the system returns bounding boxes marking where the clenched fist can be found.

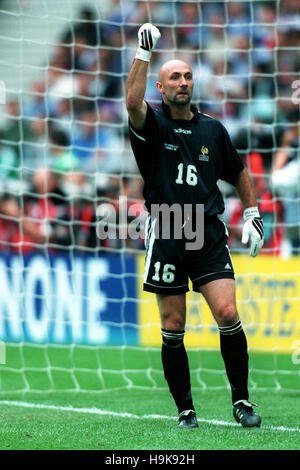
[135,23,161,62]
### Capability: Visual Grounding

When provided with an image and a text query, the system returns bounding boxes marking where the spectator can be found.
[272,109,300,256]
[226,151,283,255]
[227,2,250,37]
[61,6,100,47]
[202,12,227,66]
[1,99,36,166]
[72,104,121,174]
[47,129,79,173]
[10,168,76,252]
[0,195,46,252]
[176,2,201,49]
[0,138,18,184]
[50,98,74,139]
[252,3,276,67]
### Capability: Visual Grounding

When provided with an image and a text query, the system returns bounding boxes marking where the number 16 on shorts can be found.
[152,262,176,283]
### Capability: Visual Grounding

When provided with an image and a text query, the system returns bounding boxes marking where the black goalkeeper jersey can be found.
[129,101,244,216]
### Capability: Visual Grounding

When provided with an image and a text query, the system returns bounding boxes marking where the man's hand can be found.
[241,207,264,257]
[135,23,161,62]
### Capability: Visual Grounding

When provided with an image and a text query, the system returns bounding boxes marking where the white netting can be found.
[0,0,299,394]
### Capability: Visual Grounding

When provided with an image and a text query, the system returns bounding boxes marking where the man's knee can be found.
[215,303,239,327]
[160,311,185,331]
[157,294,186,331]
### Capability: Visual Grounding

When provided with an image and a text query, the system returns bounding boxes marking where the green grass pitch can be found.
[0,344,299,450]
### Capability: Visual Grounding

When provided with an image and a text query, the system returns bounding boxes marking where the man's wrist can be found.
[135,48,152,62]
[243,206,260,221]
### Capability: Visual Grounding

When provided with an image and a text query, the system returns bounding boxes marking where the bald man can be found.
[126,24,263,429]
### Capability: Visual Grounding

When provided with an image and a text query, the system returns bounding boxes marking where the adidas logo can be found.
[173,128,192,134]
[225,263,231,270]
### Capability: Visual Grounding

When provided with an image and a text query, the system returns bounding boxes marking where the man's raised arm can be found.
[126,23,160,130]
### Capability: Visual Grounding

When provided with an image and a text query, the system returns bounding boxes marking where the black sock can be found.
[161,329,195,414]
[219,320,249,404]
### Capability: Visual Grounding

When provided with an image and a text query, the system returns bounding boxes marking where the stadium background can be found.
[0,0,299,394]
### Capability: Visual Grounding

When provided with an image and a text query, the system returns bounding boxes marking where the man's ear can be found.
[156,81,163,94]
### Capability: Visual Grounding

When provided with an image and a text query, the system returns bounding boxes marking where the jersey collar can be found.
[161,101,199,122]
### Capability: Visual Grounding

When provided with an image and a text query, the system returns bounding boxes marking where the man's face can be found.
[156,61,194,106]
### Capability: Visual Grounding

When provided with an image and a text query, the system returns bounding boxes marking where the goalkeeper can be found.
[126,24,264,428]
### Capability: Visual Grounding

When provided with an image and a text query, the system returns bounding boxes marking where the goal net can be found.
[0,0,299,396]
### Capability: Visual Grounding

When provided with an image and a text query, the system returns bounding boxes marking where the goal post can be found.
[0,0,300,395]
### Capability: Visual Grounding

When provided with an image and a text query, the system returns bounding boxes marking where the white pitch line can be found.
[0,400,299,434]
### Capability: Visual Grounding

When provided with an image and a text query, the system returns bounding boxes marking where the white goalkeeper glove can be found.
[241,207,264,257]
[135,23,161,62]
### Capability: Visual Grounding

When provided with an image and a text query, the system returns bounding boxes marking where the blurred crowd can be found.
[0,0,299,256]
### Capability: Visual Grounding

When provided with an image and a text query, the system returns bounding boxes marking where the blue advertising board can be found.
[0,253,138,345]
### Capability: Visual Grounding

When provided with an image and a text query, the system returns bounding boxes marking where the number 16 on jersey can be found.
[175,163,198,186]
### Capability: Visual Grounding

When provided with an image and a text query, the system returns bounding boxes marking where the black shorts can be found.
[143,215,235,295]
